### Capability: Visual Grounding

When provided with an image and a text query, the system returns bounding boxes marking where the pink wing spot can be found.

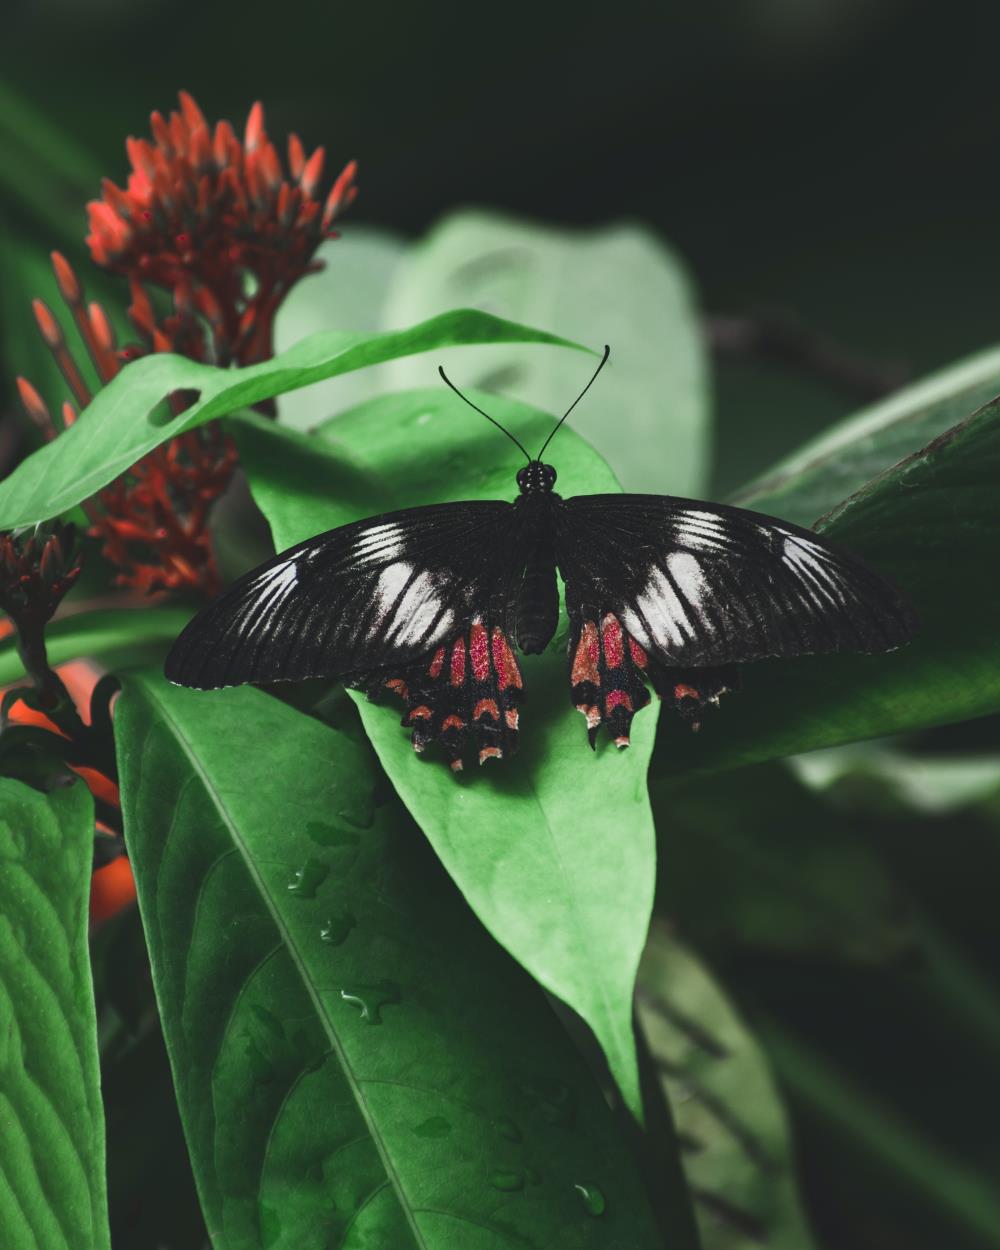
[449,758,464,772]
[491,627,523,690]
[673,683,700,701]
[449,637,466,686]
[384,678,408,700]
[505,708,519,730]
[601,614,625,669]
[614,735,631,750]
[606,689,633,713]
[571,621,601,687]
[469,620,490,682]
[428,646,446,678]
[441,713,466,732]
[408,704,433,721]
[628,637,648,669]
[479,746,503,765]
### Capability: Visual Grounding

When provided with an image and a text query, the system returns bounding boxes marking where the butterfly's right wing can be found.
[165,500,528,768]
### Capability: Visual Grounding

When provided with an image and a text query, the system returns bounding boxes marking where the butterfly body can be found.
[166,450,916,772]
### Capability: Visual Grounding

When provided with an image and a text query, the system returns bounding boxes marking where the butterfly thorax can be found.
[513,486,561,654]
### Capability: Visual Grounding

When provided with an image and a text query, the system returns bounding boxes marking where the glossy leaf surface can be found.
[234,391,661,1119]
[0,779,110,1250]
[0,309,587,529]
[117,674,664,1249]
[734,344,1000,525]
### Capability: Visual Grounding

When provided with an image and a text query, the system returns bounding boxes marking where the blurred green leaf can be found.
[0,310,590,529]
[117,673,665,1250]
[651,763,913,966]
[274,227,409,428]
[0,606,191,687]
[638,924,818,1250]
[759,1016,1000,1249]
[0,778,110,1250]
[234,390,660,1120]
[656,393,1000,775]
[733,344,1000,525]
[381,209,710,495]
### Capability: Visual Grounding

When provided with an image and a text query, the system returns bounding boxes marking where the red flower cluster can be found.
[87,91,357,367]
[16,92,357,594]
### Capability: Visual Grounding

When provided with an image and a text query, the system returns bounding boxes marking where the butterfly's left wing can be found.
[554,493,917,745]
[166,500,528,769]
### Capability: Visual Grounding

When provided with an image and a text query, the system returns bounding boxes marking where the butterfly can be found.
[165,347,917,771]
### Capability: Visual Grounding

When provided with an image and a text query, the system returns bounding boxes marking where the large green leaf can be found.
[732,344,1000,525]
[234,392,661,1119]
[655,393,1000,775]
[638,924,818,1250]
[0,310,588,529]
[0,606,191,688]
[0,778,110,1250]
[117,673,666,1250]
[380,209,710,496]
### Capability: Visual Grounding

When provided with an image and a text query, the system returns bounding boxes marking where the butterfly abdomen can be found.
[514,493,559,654]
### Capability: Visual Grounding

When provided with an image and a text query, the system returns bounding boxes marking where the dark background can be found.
[5,0,1000,488]
[3,3,1000,1249]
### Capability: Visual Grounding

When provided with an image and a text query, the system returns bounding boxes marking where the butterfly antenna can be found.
[438,366,532,462]
[536,344,611,461]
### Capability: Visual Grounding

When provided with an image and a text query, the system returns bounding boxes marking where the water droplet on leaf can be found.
[340,979,400,1024]
[306,821,361,849]
[288,859,329,898]
[489,1170,524,1192]
[574,1183,606,1216]
[493,1115,522,1143]
[251,1005,285,1040]
[320,911,357,945]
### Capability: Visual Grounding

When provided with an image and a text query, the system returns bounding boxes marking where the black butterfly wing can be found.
[553,493,916,746]
[165,500,529,770]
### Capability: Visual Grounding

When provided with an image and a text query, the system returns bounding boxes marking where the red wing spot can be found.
[441,714,466,732]
[385,678,408,700]
[628,637,648,669]
[601,614,625,669]
[408,704,433,721]
[449,637,466,686]
[449,758,464,772]
[469,620,490,682]
[491,627,523,690]
[473,698,500,722]
[505,708,519,730]
[479,746,503,765]
[571,621,601,687]
[428,646,446,679]
[606,689,633,713]
[673,683,700,701]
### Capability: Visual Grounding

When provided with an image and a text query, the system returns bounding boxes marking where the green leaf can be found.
[380,209,710,495]
[234,390,660,1119]
[117,673,665,1250]
[0,309,589,530]
[0,607,192,688]
[655,392,1000,775]
[274,228,409,429]
[638,924,818,1250]
[0,778,110,1250]
[732,344,1000,526]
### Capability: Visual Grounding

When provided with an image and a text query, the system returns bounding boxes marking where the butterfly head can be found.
[516,460,558,495]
